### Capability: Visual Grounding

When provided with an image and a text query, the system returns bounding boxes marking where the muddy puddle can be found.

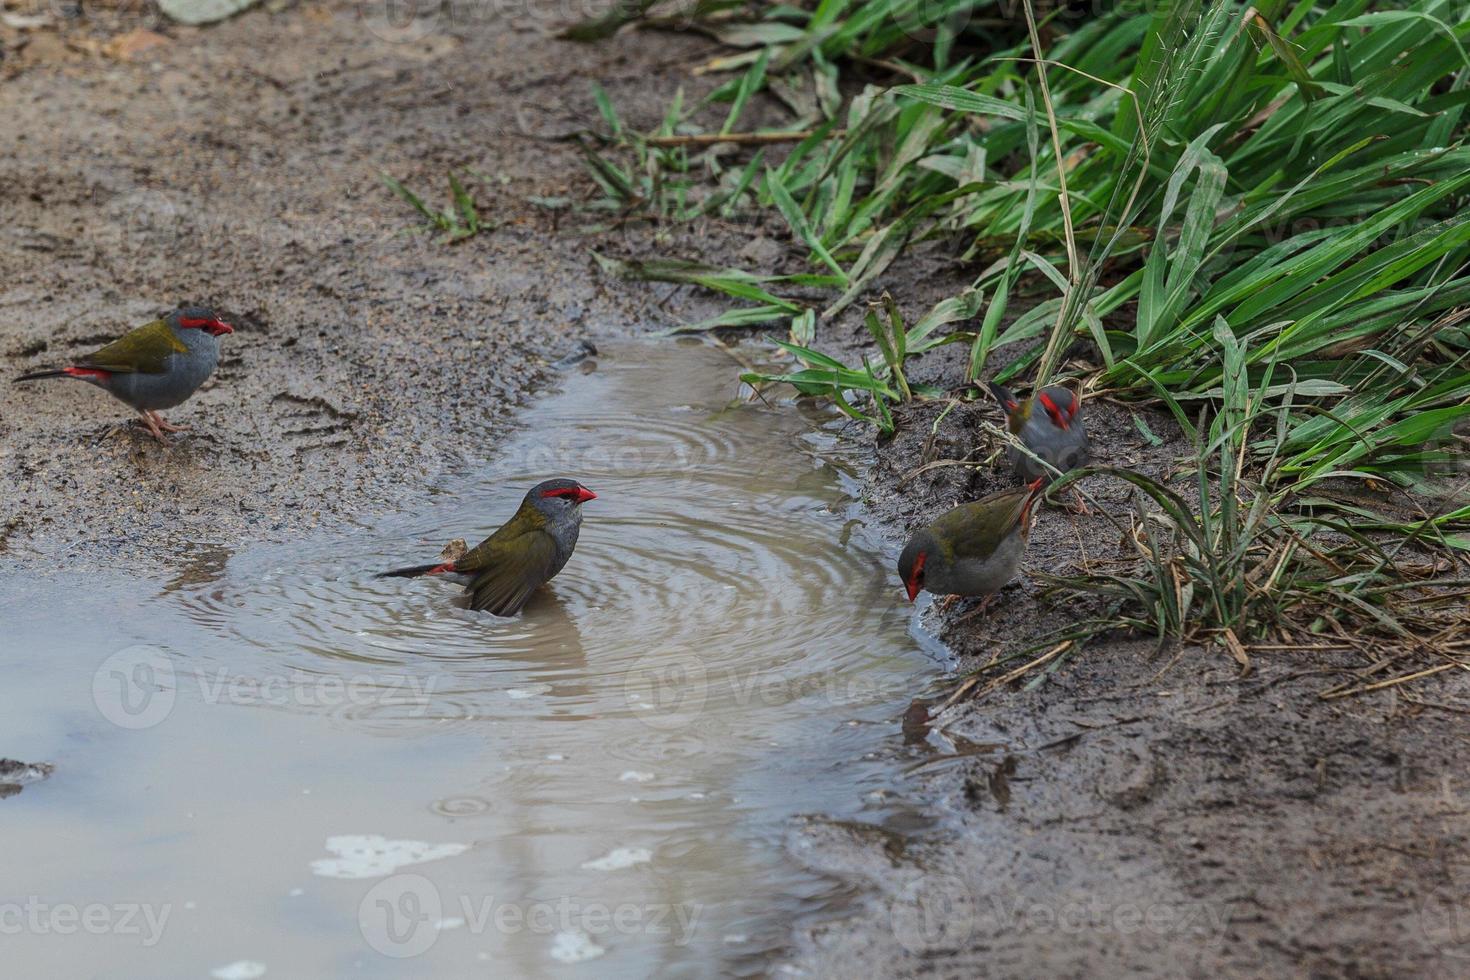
[0,339,947,978]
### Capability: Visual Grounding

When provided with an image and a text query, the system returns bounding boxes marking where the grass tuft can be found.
[574,0,1470,681]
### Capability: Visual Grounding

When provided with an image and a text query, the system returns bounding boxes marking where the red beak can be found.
[574,487,597,504]
[904,579,921,602]
[179,316,235,336]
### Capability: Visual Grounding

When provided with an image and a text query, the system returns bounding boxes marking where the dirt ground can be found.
[3,2,1470,976]
[0,0,730,564]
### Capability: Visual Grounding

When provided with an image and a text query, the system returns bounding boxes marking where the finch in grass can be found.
[986,381,1090,483]
[377,479,597,616]
[13,306,234,443]
[897,478,1045,608]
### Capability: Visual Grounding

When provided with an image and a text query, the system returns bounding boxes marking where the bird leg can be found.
[955,594,998,624]
[136,411,171,444]
[148,411,189,433]
[935,594,961,614]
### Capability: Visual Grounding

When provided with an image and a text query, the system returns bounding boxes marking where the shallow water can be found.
[0,339,945,978]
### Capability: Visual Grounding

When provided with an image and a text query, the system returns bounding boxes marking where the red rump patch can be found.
[63,366,111,381]
[1021,477,1045,525]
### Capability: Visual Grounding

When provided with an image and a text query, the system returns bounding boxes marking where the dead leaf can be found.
[1223,627,1253,678]
[103,28,170,62]
[1,12,53,29]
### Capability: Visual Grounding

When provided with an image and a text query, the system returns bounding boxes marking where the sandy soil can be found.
[0,0,728,564]
[4,3,1469,976]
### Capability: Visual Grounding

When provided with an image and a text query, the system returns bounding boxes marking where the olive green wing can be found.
[935,488,1033,563]
[77,319,186,375]
[461,527,559,616]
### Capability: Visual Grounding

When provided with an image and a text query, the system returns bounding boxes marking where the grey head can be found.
[897,528,938,603]
[527,476,596,532]
[165,306,233,356]
[522,478,597,573]
[1019,384,1090,475]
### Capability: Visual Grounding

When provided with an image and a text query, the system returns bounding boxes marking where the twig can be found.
[644,129,844,148]
[1320,661,1470,700]
[936,641,1073,715]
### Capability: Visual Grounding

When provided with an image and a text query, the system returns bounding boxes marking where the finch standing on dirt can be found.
[13,306,234,443]
[897,478,1045,609]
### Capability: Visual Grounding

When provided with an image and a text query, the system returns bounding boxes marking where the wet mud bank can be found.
[771,302,1470,977]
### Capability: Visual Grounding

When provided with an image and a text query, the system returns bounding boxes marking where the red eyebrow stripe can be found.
[1038,392,1068,430]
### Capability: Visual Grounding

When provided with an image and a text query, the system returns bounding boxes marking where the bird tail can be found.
[14,368,69,383]
[375,561,456,580]
[14,366,108,384]
[985,380,1018,412]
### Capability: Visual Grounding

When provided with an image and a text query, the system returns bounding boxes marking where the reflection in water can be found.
[0,339,946,978]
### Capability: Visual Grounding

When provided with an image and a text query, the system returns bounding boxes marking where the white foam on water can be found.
[211,962,266,980]
[549,930,606,963]
[579,847,652,872]
[309,835,469,879]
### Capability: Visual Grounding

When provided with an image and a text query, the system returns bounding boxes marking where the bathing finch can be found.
[376,479,597,616]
